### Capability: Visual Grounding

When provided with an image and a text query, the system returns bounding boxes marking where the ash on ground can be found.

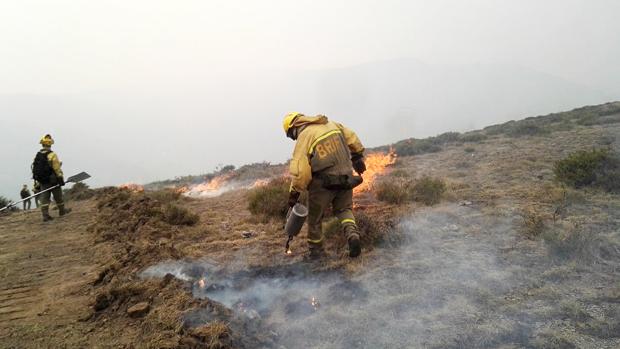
[142,204,620,349]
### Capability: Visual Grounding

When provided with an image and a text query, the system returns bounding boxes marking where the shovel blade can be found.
[66,172,91,183]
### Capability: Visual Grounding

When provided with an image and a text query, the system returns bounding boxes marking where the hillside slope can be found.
[1,102,619,348]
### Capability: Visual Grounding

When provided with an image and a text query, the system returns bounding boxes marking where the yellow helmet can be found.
[39,134,54,147]
[282,112,302,135]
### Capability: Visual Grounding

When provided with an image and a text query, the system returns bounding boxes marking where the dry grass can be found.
[188,321,232,349]
[522,207,546,239]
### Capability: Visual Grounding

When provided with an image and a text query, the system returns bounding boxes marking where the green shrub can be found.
[460,132,488,143]
[507,122,550,137]
[375,180,413,204]
[0,196,15,212]
[578,113,620,126]
[464,147,475,153]
[394,139,442,156]
[484,121,516,135]
[411,176,446,206]
[247,177,289,219]
[433,132,461,144]
[597,102,620,116]
[0,196,11,208]
[554,149,620,192]
[162,203,199,226]
[64,182,96,201]
[575,112,598,126]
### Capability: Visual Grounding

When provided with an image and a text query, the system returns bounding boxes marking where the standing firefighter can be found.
[32,134,71,221]
[20,185,32,210]
[283,112,367,258]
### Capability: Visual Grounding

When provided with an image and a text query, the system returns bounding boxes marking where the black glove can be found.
[58,177,66,186]
[287,190,300,208]
[351,153,366,175]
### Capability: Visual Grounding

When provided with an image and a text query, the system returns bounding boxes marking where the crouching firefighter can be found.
[32,134,71,221]
[282,112,367,258]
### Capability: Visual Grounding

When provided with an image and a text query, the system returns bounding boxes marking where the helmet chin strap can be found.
[287,127,298,140]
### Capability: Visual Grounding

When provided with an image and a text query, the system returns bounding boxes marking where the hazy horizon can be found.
[2,0,620,201]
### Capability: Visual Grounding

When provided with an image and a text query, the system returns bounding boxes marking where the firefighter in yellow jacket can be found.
[283,112,367,258]
[32,134,71,221]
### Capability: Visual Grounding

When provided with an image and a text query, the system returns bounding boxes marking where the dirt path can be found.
[0,202,101,347]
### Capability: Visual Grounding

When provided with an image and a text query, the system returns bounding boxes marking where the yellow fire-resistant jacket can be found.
[40,147,64,179]
[289,115,364,192]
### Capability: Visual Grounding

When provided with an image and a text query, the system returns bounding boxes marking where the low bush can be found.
[576,112,600,126]
[507,122,550,137]
[162,203,199,226]
[464,147,475,153]
[483,121,516,135]
[541,228,596,261]
[550,120,575,132]
[147,189,182,204]
[0,196,11,208]
[553,149,620,192]
[394,139,442,157]
[460,132,488,143]
[411,176,446,206]
[247,177,289,219]
[433,132,461,144]
[64,182,96,201]
[375,180,413,204]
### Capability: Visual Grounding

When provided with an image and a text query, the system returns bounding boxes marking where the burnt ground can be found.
[0,120,619,348]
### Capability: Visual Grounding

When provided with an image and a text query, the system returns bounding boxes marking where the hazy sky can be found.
[1,0,620,200]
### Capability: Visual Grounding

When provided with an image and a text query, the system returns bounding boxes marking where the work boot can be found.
[58,205,72,216]
[344,223,362,257]
[41,208,53,222]
[347,233,361,258]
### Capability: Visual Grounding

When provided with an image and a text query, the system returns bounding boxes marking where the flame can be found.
[194,173,233,192]
[118,183,144,192]
[251,179,269,188]
[198,278,206,289]
[183,174,274,198]
[175,186,189,194]
[353,149,397,194]
[286,249,292,255]
[183,173,233,197]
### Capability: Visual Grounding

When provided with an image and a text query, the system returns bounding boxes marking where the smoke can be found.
[141,204,618,348]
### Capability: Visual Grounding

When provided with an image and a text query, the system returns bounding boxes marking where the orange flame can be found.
[250,179,269,188]
[192,173,232,193]
[354,149,397,194]
[183,174,274,197]
[118,183,144,192]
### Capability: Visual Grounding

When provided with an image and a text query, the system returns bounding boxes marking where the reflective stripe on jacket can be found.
[289,115,364,192]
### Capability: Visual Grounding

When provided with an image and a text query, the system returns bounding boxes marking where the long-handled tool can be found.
[0,172,91,213]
